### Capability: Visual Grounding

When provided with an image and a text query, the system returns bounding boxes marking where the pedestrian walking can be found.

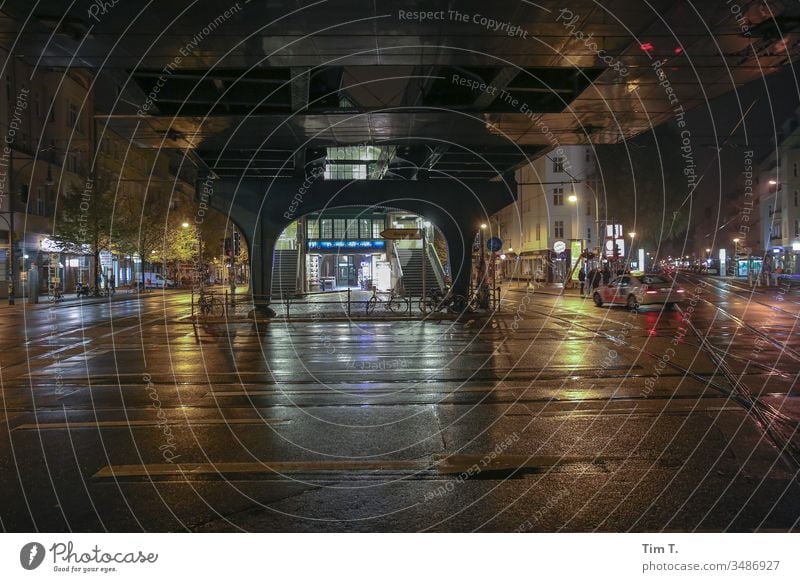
[602,265,612,285]
[578,267,586,296]
[109,274,116,296]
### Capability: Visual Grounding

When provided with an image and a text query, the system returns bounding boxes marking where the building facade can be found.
[0,51,95,299]
[494,145,599,282]
[759,113,800,275]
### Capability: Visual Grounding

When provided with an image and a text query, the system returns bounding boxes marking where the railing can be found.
[425,240,446,291]
[192,287,502,320]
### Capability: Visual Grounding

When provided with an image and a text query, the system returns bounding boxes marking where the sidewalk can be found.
[0,287,185,310]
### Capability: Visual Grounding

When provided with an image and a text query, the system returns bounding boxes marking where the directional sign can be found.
[553,240,566,253]
[380,228,423,240]
[487,237,503,253]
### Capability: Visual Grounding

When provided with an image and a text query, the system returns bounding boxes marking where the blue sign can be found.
[487,237,503,253]
[308,240,386,251]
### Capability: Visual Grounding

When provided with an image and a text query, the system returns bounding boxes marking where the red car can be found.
[592,273,685,311]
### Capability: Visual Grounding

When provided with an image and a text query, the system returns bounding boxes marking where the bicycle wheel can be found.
[366,296,378,315]
[388,297,408,313]
[448,295,467,313]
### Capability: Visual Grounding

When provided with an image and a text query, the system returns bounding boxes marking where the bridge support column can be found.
[441,222,475,299]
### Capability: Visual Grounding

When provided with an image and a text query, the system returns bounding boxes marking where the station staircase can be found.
[396,248,443,297]
[271,249,299,299]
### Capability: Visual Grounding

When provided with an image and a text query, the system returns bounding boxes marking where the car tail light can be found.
[677,289,685,293]
[645,290,657,294]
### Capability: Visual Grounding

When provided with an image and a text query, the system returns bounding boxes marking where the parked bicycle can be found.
[48,285,65,303]
[197,289,220,316]
[420,288,468,313]
[365,287,408,315]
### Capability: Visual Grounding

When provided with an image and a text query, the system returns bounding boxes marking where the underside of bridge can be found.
[4,0,798,305]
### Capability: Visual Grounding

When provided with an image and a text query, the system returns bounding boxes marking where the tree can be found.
[52,176,115,288]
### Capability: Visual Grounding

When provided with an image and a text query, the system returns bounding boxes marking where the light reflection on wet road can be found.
[1,279,799,532]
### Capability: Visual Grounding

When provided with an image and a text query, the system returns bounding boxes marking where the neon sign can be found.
[307,240,386,251]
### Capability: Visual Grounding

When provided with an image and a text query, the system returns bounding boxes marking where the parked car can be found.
[592,273,685,311]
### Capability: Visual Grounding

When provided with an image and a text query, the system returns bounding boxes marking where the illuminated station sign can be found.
[307,240,386,251]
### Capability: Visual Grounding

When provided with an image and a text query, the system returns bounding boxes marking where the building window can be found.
[68,102,79,130]
[552,156,565,173]
[535,223,541,241]
[333,218,346,239]
[553,187,564,206]
[587,227,592,241]
[586,201,591,215]
[345,219,358,238]
[372,220,383,238]
[585,149,592,163]
[320,219,333,238]
[554,220,564,239]
[771,223,782,239]
[307,220,320,239]
[67,153,78,173]
[795,219,800,238]
[36,187,44,215]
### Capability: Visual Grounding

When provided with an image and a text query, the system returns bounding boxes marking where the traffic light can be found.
[233,231,241,256]
[224,237,232,257]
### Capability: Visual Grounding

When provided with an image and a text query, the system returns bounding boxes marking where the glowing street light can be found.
[182,222,190,228]
[480,223,487,229]
[568,194,578,203]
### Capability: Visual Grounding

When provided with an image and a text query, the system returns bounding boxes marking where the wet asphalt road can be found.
[1,278,799,532]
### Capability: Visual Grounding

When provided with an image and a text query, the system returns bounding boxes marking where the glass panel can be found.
[307,220,320,240]
[333,219,346,239]
[320,219,333,239]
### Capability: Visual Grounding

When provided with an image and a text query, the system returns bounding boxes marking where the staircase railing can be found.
[392,243,405,294]
[425,240,446,291]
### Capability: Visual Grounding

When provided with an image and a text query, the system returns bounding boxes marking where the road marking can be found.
[93,454,637,480]
[12,418,291,431]
[94,459,427,478]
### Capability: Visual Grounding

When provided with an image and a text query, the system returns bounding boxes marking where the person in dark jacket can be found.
[578,267,586,296]
[602,265,612,285]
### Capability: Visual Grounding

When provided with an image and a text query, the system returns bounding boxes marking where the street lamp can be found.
[182,222,190,228]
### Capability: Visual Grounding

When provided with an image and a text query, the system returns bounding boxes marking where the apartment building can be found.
[0,51,94,299]
[494,145,598,282]
[759,111,800,274]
